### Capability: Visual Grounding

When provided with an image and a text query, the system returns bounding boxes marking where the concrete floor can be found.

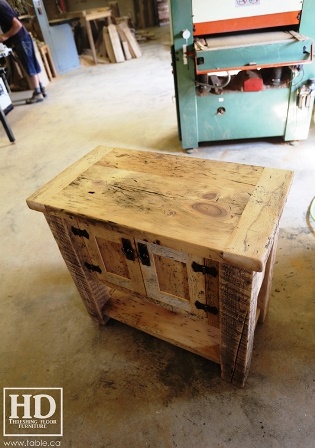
[1,26,314,447]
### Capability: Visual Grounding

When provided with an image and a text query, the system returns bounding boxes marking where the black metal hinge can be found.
[138,243,151,266]
[71,226,89,239]
[195,300,219,315]
[192,261,218,277]
[84,262,102,274]
[121,238,135,261]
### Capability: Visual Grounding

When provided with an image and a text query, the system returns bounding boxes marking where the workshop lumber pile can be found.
[103,22,142,63]
[135,29,156,41]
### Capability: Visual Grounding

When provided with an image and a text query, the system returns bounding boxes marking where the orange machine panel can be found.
[193,11,301,36]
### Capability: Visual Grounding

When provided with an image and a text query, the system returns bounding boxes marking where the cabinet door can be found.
[136,240,208,319]
[76,222,146,295]
[72,220,218,323]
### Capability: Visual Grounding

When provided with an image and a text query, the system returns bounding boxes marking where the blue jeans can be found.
[14,34,41,77]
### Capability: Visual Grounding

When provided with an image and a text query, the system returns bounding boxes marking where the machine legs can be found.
[0,106,15,143]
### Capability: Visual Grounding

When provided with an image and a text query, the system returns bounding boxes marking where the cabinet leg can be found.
[220,264,259,387]
[257,228,279,323]
[45,214,110,324]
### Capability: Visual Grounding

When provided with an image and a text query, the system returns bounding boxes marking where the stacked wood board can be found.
[103,22,142,63]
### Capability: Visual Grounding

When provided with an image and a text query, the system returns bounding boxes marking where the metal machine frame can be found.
[170,0,315,149]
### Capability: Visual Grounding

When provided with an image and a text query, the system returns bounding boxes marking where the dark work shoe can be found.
[41,86,47,97]
[26,92,44,104]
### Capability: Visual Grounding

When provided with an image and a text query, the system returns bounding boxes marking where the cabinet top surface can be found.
[27,146,293,271]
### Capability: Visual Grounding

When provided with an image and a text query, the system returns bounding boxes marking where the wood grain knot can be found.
[203,192,218,200]
[192,202,228,218]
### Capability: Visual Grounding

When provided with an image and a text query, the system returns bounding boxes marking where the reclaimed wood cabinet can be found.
[27,146,293,386]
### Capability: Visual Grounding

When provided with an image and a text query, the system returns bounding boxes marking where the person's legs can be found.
[13,35,46,103]
[29,73,46,97]
[29,74,39,90]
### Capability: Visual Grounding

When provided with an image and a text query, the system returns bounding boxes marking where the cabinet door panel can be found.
[137,240,207,319]
[154,254,190,299]
[77,221,146,295]
[96,238,130,278]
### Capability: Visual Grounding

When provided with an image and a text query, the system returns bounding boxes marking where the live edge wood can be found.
[27,146,293,387]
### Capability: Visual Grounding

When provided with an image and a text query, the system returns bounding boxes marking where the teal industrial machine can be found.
[170,0,315,149]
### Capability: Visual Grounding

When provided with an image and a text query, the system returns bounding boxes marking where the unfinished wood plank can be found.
[103,27,116,63]
[81,8,111,21]
[27,146,292,270]
[39,45,54,81]
[121,41,132,60]
[117,24,136,58]
[26,146,114,213]
[38,163,240,256]
[118,21,142,58]
[224,167,293,272]
[105,290,221,363]
[116,25,132,60]
[107,23,125,63]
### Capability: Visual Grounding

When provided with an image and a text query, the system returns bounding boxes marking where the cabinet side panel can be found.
[257,227,279,323]
[220,264,259,387]
[45,215,110,324]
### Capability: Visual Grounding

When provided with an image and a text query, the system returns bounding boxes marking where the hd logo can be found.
[3,388,63,436]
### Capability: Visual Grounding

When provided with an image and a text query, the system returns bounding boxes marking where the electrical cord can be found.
[290,66,305,87]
